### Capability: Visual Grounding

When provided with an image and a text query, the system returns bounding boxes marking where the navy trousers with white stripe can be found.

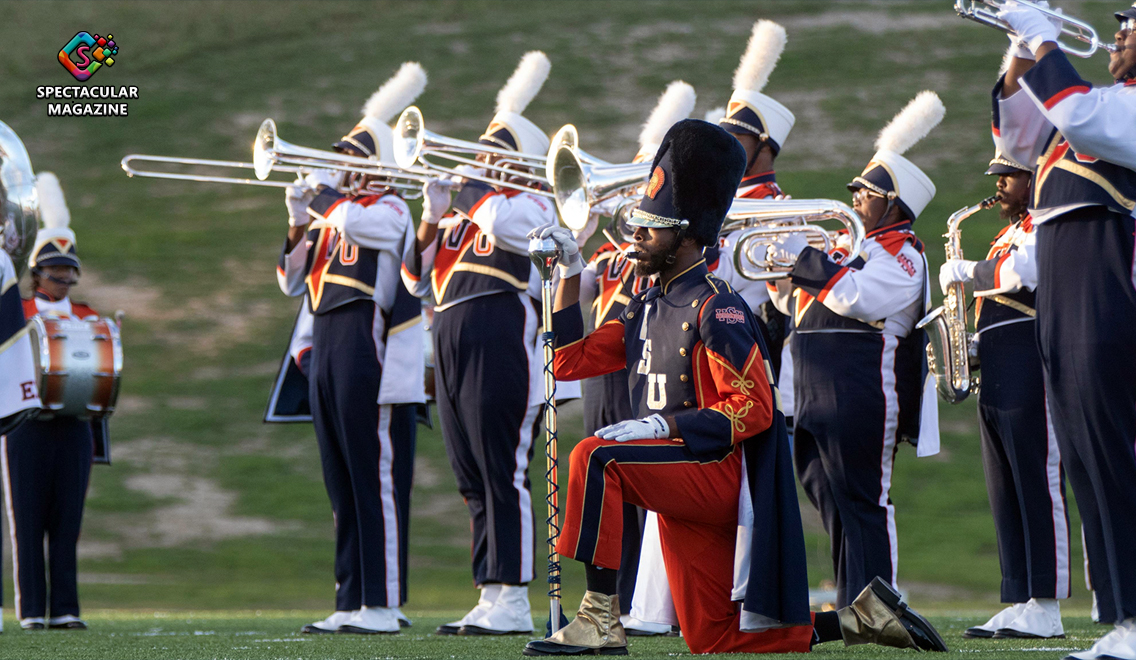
[1036,208,1136,624]
[3,416,92,620]
[977,320,1071,603]
[792,332,905,608]
[310,299,415,610]
[434,292,537,585]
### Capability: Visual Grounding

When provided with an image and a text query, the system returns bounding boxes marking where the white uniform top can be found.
[0,251,41,418]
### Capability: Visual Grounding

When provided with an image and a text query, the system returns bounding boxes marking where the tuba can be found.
[916,195,1000,404]
[0,121,39,279]
[728,198,866,281]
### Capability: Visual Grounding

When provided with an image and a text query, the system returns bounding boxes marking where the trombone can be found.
[728,198,867,281]
[955,0,1117,58]
[393,106,554,198]
[122,119,433,197]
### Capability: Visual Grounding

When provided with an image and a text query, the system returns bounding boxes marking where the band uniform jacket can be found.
[993,57,1136,223]
[0,252,40,427]
[552,261,811,630]
[767,221,940,455]
[277,190,425,407]
[974,214,1038,335]
[401,179,557,408]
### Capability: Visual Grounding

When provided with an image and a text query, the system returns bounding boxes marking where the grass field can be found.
[0,610,1112,660]
[0,0,1121,646]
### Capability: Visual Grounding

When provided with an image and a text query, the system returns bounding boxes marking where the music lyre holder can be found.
[529,236,564,635]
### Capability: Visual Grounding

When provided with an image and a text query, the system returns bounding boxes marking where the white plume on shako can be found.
[496,51,551,115]
[875,90,946,156]
[639,81,696,150]
[362,61,428,123]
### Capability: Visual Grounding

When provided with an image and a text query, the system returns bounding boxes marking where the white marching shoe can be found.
[963,603,1025,638]
[622,615,673,637]
[336,606,400,634]
[393,606,412,628]
[436,584,501,635]
[47,614,88,630]
[995,598,1065,639]
[301,610,356,634]
[460,584,534,635]
[1065,618,1136,660]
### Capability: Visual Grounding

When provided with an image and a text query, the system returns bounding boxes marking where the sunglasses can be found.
[853,188,885,204]
[1122,17,1136,35]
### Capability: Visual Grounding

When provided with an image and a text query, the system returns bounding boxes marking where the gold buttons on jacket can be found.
[626,311,635,319]
[691,299,699,307]
[680,374,689,382]
[681,322,690,331]
[679,347,687,356]
[684,400,694,407]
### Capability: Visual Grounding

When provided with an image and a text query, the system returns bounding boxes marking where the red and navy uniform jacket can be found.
[1,252,41,422]
[278,189,415,317]
[974,214,1038,334]
[583,242,652,329]
[550,260,811,626]
[993,52,1136,223]
[23,290,98,320]
[402,179,555,310]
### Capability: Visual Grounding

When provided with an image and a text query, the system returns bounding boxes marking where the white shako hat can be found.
[334,62,428,166]
[848,90,945,221]
[479,51,552,157]
[719,20,795,156]
[633,81,696,164]
[28,172,79,271]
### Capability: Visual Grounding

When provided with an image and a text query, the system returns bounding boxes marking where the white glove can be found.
[530,223,583,278]
[304,168,343,191]
[285,183,315,228]
[767,233,810,264]
[939,259,977,294]
[772,193,793,201]
[595,414,670,442]
[572,209,600,245]
[421,178,453,225]
[1007,32,1036,61]
[451,164,487,186]
[998,1,1060,54]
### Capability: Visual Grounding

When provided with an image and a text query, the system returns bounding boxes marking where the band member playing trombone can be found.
[767,92,944,609]
[5,173,96,631]
[525,119,946,656]
[401,52,556,636]
[940,151,1070,640]
[989,4,1136,657]
[278,63,426,635]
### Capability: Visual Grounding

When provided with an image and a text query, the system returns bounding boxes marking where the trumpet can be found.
[955,0,1117,58]
[393,106,553,198]
[729,198,867,281]
[917,195,1001,404]
[545,133,651,232]
[122,119,433,197]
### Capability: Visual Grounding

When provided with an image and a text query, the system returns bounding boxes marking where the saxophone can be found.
[916,195,1000,404]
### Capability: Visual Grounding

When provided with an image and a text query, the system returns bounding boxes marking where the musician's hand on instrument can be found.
[595,414,670,442]
[285,183,315,228]
[772,193,793,201]
[304,168,343,192]
[451,164,487,186]
[531,223,584,278]
[1007,32,1036,60]
[421,178,453,225]
[939,259,977,294]
[998,1,1060,54]
[768,233,810,263]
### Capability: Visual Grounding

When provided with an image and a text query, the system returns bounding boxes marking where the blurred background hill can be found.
[0,0,1113,614]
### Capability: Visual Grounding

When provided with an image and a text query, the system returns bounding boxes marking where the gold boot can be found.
[837,577,948,652]
[523,592,628,656]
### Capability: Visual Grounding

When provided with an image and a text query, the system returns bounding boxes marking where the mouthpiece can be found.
[981,194,1003,209]
[625,251,642,261]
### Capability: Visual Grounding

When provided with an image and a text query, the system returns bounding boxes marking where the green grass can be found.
[0,0,1116,617]
[0,610,1111,660]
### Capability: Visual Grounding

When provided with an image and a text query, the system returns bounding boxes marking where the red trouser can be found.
[558,436,813,654]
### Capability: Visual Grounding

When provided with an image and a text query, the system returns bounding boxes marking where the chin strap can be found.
[664,220,690,265]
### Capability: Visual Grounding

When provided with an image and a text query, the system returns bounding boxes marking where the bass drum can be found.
[28,315,123,419]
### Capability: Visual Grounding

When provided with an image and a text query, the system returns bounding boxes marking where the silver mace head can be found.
[528,236,562,282]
